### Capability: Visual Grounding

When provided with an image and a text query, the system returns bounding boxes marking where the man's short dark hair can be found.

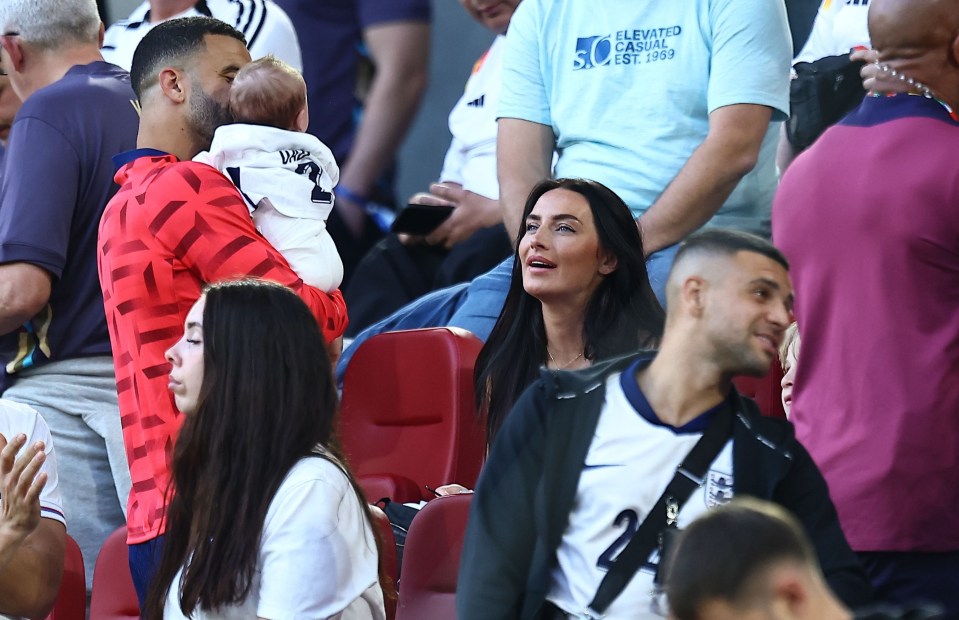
[665,498,816,620]
[130,16,246,99]
[674,228,790,272]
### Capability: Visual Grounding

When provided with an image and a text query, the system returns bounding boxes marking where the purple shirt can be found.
[773,94,959,552]
[273,0,430,163]
[0,61,139,377]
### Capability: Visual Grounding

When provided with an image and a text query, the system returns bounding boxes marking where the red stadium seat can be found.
[395,494,472,620]
[733,358,787,419]
[370,504,398,620]
[90,527,139,620]
[44,534,84,620]
[340,328,487,503]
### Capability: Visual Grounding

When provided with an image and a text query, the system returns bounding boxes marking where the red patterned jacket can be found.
[97,151,348,543]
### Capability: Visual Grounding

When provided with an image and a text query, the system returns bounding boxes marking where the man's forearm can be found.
[638,104,773,255]
[496,118,554,244]
[0,263,52,336]
[338,21,430,196]
[0,522,64,619]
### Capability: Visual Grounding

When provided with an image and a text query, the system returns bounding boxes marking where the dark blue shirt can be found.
[0,61,139,377]
[273,0,430,162]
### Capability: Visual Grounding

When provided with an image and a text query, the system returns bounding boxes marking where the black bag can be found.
[786,53,867,151]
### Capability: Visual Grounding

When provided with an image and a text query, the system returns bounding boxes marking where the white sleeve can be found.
[248,0,304,72]
[255,461,381,619]
[8,405,66,526]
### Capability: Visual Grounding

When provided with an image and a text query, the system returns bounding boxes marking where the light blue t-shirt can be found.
[498,0,791,237]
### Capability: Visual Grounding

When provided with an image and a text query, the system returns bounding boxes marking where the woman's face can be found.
[165,295,206,416]
[519,188,617,307]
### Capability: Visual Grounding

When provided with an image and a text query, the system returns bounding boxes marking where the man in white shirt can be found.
[0,400,65,619]
[102,0,302,72]
[458,229,872,619]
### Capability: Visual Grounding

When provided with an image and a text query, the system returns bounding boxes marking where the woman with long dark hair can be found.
[145,279,384,619]
[476,178,665,444]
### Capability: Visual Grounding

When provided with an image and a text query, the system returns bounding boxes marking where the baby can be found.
[194,56,343,292]
[779,322,800,418]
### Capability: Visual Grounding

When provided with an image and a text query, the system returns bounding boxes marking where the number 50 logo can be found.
[574,35,612,70]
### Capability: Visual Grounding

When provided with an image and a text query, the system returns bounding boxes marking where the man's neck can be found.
[149,0,198,22]
[634,336,730,428]
[17,46,103,101]
[137,113,198,162]
[875,53,959,111]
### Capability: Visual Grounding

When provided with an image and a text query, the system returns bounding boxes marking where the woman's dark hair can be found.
[144,279,384,618]
[476,178,665,444]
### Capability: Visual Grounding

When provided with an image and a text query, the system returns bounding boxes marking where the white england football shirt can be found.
[547,366,734,619]
[102,0,303,73]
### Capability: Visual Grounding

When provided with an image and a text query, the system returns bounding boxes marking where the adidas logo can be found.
[467,95,485,108]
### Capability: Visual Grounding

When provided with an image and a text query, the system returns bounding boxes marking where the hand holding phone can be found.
[391,202,454,236]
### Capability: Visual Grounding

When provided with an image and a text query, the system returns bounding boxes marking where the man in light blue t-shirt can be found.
[337,0,790,381]
[497,0,791,296]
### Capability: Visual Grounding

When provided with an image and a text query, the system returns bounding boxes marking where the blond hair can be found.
[779,322,800,366]
[229,56,306,130]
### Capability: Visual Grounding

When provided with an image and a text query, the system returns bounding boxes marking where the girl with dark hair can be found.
[145,279,385,619]
[476,178,665,444]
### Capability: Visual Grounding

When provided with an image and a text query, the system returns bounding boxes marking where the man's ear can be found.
[98,22,105,49]
[767,565,813,619]
[1,35,24,75]
[681,276,707,318]
[158,67,187,104]
[294,106,309,132]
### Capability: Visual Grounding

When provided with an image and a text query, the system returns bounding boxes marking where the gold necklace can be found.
[547,348,585,369]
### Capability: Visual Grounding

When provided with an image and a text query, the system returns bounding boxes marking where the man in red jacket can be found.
[97,16,348,605]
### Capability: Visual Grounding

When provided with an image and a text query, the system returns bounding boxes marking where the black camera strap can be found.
[582,405,735,618]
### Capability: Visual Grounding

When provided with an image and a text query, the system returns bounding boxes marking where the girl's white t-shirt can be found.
[163,457,384,620]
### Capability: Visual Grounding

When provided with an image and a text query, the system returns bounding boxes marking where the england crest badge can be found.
[705,470,734,507]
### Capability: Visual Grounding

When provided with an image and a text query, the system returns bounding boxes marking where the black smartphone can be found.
[390,203,454,236]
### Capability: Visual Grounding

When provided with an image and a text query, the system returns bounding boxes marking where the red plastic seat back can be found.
[395,494,472,620]
[340,328,487,503]
[90,527,140,620]
[370,505,398,620]
[733,358,786,419]
[45,533,85,620]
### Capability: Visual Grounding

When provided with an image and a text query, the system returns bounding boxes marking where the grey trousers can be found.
[3,356,130,591]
